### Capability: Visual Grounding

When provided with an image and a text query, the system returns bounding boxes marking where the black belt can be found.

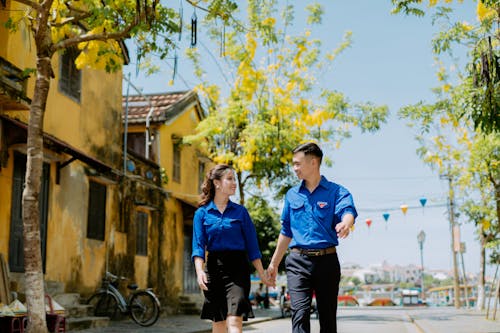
[291,246,336,256]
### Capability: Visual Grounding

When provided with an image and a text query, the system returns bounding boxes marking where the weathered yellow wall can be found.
[158,104,204,292]
[1,0,124,294]
[161,106,203,201]
[0,152,14,256]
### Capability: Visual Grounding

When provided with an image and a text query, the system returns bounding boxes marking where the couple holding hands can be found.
[192,142,357,333]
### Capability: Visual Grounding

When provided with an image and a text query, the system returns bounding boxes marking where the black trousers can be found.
[285,251,341,333]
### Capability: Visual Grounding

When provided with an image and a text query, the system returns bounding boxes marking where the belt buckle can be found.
[307,250,321,256]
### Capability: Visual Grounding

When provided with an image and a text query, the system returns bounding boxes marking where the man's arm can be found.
[267,233,292,287]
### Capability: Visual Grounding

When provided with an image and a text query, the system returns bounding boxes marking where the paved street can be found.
[68,306,500,333]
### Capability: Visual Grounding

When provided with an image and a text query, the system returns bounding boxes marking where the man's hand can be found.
[335,214,355,239]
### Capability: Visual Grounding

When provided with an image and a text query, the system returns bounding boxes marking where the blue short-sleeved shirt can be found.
[280,176,358,249]
[191,200,262,262]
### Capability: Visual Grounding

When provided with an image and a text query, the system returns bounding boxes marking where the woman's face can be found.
[215,169,237,196]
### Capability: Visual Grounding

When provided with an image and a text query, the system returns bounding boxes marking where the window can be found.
[136,212,148,256]
[59,47,81,101]
[87,181,106,240]
[127,132,146,157]
[198,161,205,192]
[173,143,181,183]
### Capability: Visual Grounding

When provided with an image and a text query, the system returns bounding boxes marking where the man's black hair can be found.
[292,142,323,164]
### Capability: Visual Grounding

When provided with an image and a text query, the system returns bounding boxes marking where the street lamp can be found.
[417,230,426,303]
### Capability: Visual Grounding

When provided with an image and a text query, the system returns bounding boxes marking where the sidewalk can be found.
[68,306,500,333]
[67,306,283,333]
[406,307,500,333]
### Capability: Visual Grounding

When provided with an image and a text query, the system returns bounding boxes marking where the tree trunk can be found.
[477,232,486,311]
[23,49,53,332]
[237,170,245,205]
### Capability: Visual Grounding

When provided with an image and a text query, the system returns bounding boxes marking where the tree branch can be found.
[40,0,54,12]
[52,23,135,51]
[51,12,93,27]
[185,0,210,13]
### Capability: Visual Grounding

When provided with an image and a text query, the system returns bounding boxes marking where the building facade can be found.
[0,0,171,306]
[123,90,210,301]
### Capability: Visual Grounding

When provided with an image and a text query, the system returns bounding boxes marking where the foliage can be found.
[184,1,388,201]
[392,0,500,133]
[399,78,499,259]
[246,196,281,268]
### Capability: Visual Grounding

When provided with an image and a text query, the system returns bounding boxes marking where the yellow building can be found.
[0,0,166,302]
[123,90,210,299]
[1,0,206,316]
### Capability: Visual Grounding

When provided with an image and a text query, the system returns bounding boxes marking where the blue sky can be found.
[123,1,485,275]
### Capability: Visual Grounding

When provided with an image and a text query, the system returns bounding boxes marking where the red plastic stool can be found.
[45,294,66,333]
[0,316,24,333]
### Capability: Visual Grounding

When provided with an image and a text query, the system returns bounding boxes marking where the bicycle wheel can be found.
[87,292,119,319]
[129,291,160,326]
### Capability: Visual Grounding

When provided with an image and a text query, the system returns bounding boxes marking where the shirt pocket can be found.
[222,218,241,230]
[290,198,307,221]
[203,215,219,234]
[316,205,331,219]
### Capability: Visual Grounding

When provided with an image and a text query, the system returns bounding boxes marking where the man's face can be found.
[292,152,315,180]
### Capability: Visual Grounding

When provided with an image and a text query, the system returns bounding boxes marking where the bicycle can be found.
[87,271,161,327]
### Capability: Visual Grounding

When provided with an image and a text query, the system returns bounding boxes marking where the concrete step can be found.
[66,316,110,331]
[65,304,93,318]
[45,280,65,296]
[179,301,200,315]
[53,293,81,307]
[179,307,200,315]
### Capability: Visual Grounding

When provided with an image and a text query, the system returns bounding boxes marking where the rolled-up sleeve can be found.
[191,209,206,261]
[280,195,293,238]
[241,208,262,261]
[335,185,358,222]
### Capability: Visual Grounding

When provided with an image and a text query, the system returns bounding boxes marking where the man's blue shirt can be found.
[191,200,262,262]
[280,176,358,249]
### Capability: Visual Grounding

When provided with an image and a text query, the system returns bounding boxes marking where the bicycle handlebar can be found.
[105,271,127,282]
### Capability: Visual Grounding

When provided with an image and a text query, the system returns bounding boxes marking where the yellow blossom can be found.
[262,17,276,27]
[477,1,496,22]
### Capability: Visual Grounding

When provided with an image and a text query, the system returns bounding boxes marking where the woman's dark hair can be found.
[198,164,233,207]
[292,142,323,164]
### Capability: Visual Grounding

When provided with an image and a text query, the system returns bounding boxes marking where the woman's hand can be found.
[197,270,208,291]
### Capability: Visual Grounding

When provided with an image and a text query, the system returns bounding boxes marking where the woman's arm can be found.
[194,256,208,291]
[252,258,271,286]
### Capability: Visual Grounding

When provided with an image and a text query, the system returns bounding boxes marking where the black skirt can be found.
[201,250,255,322]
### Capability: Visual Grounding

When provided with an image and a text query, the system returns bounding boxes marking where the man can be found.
[254,283,267,308]
[267,142,357,333]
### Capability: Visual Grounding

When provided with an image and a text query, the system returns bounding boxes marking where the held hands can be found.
[265,264,278,288]
[258,269,273,287]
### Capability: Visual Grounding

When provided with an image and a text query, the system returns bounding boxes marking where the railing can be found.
[0,56,31,110]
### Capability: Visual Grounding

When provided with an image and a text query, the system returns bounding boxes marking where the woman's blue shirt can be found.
[191,200,262,262]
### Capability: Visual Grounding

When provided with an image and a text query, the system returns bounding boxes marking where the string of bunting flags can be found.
[355,197,448,230]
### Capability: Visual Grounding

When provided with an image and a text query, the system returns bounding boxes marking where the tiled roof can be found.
[122,90,201,124]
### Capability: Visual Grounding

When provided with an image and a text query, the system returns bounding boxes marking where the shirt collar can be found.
[298,175,329,192]
[207,199,234,211]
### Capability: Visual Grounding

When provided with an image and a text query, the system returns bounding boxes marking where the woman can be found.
[192,164,269,333]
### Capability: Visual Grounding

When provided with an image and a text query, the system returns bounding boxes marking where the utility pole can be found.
[441,173,461,308]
